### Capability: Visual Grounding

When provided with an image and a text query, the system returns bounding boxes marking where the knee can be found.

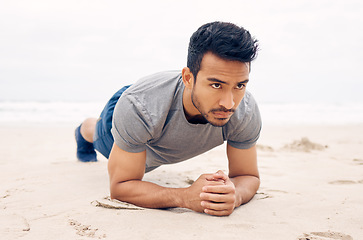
[81,118,97,142]
[83,118,97,129]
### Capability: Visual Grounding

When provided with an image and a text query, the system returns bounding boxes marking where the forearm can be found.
[110,180,187,209]
[230,175,260,207]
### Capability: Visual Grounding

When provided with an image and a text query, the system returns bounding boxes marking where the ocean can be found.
[1,1,363,126]
[1,101,362,125]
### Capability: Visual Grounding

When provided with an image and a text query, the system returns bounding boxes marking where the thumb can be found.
[215,170,225,175]
[212,170,228,181]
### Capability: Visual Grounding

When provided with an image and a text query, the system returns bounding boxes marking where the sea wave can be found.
[1,101,363,125]
[0,101,105,123]
[258,102,363,125]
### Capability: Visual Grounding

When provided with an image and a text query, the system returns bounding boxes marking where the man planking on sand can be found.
[75,21,261,216]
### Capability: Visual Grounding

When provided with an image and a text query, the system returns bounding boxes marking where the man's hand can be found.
[184,170,236,216]
[183,172,225,213]
[200,170,237,216]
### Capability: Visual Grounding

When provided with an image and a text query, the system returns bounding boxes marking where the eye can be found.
[236,83,246,89]
[211,83,221,89]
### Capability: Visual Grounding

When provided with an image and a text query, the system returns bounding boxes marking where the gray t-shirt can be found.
[111,71,261,172]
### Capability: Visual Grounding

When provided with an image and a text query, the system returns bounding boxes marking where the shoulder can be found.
[111,71,184,150]
[223,91,261,139]
[125,70,182,94]
[222,91,262,148]
[123,70,182,109]
[231,91,260,124]
[114,70,183,129]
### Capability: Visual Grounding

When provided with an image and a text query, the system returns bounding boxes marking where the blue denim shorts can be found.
[93,85,131,158]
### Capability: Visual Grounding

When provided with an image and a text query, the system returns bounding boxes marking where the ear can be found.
[182,67,194,89]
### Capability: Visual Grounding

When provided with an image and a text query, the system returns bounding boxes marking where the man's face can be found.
[190,52,250,127]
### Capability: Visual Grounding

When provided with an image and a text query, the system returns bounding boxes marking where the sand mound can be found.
[91,197,145,210]
[298,231,353,240]
[283,137,327,152]
[256,144,274,152]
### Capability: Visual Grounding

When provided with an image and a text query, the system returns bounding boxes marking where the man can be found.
[75,21,261,216]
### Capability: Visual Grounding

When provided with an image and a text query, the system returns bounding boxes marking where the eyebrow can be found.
[207,78,249,85]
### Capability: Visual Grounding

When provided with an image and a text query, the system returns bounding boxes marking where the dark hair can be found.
[187,21,259,78]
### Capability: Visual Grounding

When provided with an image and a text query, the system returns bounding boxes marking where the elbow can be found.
[109,184,118,200]
[110,188,117,200]
[256,176,261,189]
[251,173,261,189]
[109,180,134,200]
[109,181,125,200]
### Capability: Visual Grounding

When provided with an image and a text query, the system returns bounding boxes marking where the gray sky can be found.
[1,0,362,103]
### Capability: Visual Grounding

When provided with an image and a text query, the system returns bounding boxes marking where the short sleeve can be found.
[111,93,154,153]
[225,93,262,149]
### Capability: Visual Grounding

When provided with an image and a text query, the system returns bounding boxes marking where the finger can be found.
[205,180,225,186]
[215,170,225,175]
[200,192,227,203]
[201,200,233,211]
[200,192,236,206]
[213,171,228,180]
[202,184,235,194]
[204,208,234,216]
[204,170,227,180]
[205,174,226,182]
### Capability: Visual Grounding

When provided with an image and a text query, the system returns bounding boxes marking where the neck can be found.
[182,88,204,123]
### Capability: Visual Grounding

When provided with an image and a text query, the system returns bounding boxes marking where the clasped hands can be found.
[186,170,237,216]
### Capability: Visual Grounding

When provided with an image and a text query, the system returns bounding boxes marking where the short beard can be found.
[190,89,234,127]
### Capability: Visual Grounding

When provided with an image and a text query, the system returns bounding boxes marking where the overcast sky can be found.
[1,0,362,103]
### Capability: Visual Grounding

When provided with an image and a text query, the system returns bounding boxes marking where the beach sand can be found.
[0,123,362,240]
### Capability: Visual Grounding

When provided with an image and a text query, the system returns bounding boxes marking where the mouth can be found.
[212,111,233,119]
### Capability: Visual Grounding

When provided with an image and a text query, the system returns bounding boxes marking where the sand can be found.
[0,123,362,240]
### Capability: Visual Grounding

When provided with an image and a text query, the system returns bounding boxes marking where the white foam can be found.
[1,101,363,125]
[259,102,363,125]
[0,101,104,123]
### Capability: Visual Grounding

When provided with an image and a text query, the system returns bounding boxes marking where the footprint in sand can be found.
[69,219,106,238]
[298,231,353,240]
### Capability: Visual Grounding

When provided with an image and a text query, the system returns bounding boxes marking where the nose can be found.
[219,90,235,110]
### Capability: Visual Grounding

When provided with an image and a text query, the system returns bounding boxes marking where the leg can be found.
[75,118,98,162]
[80,118,97,143]
[76,85,132,161]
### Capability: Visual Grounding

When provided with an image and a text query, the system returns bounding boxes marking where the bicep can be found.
[108,143,146,186]
[227,143,259,179]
